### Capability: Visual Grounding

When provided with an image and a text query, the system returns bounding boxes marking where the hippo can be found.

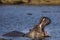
[24,17,51,40]
[3,17,51,40]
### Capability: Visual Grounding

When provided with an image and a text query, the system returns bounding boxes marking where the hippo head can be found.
[38,17,51,37]
[39,17,51,27]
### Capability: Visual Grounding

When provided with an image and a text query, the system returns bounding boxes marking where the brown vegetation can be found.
[0,0,60,5]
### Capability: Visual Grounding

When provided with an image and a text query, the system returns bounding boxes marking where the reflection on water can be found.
[0,5,60,40]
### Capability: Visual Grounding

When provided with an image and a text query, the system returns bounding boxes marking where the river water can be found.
[0,5,60,40]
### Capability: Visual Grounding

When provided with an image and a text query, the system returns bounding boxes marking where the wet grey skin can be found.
[24,17,51,40]
[3,17,51,40]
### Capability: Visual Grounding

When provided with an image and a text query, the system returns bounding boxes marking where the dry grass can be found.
[1,0,60,5]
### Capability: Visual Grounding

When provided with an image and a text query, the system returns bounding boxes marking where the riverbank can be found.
[0,0,60,6]
[0,3,60,6]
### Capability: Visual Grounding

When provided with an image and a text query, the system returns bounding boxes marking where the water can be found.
[0,5,60,40]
